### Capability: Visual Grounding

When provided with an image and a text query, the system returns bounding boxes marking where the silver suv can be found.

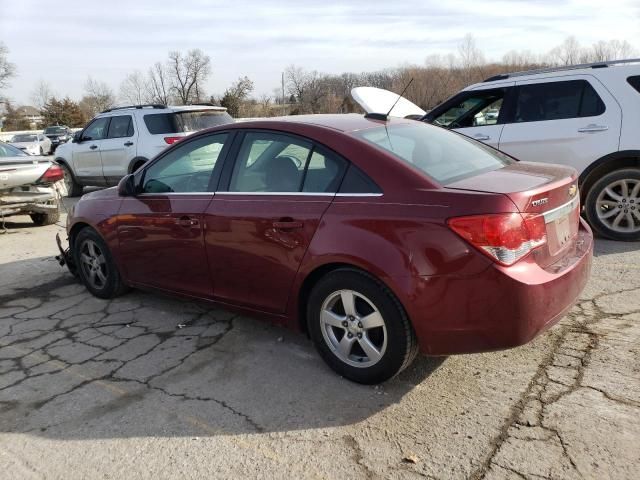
[55,104,232,196]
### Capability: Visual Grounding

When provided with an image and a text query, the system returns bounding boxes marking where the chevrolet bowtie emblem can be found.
[569,184,578,198]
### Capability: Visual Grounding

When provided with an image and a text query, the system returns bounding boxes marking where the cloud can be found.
[0,0,638,104]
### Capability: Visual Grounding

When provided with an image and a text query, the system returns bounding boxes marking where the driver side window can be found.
[82,117,110,141]
[433,89,507,128]
[142,133,228,193]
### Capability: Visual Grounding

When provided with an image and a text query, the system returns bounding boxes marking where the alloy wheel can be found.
[79,239,108,290]
[320,289,387,368]
[595,178,640,233]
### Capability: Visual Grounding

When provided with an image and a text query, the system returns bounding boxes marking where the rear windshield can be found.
[44,126,67,134]
[353,123,512,185]
[144,110,233,134]
[11,134,38,142]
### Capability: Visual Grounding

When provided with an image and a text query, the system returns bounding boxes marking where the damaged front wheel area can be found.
[56,232,79,279]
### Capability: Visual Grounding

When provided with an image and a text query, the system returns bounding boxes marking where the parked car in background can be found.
[59,114,592,384]
[55,104,232,196]
[43,125,72,153]
[353,59,640,241]
[9,133,52,156]
[0,141,64,226]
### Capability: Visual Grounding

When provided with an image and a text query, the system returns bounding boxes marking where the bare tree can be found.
[284,65,307,103]
[80,76,116,117]
[220,76,254,116]
[548,36,582,66]
[458,34,486,83]
[119,71,147,105]
[147,62,171,105]
[0,42,16,92]
[30,79,55,110]
[168,49,211,104]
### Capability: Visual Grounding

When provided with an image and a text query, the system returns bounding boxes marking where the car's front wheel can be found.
[584,168,640,241]
[59,162,83,197]
[74,228,129,299]
[307,269,418,384]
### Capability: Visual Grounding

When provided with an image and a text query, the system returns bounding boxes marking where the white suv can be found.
[55,104,232,197]
[354,60,640,241]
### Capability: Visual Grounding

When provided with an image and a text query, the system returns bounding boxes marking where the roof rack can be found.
[101,104,166,113]
[483,58,640,82]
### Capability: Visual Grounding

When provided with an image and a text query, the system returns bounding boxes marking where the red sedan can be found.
[60,114,593,384]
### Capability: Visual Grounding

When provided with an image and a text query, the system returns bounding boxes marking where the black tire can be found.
[73,227,129,299]
[59,162,83,197]
[307,269,418,384]
[584,168,640,241]
[30,209,60,226]
[131,160,147,173]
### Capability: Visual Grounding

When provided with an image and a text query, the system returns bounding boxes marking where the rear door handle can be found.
[273,219,303,230]
[472,134,491,141]
[578,124,608,133]
[177,216,199,227]
[124,141,134,147]
[89,144,98,150]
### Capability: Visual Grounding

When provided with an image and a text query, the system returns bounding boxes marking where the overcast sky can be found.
[1,0,639,105]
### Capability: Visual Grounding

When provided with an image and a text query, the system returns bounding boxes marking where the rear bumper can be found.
[399,218,593,355]
[0,189,58,217]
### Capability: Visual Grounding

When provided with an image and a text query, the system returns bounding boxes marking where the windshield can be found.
[144,110,233,134]
[353,123,512,185]
[0,142,28,157]
[44,126,67,134]
[11,134,38,143]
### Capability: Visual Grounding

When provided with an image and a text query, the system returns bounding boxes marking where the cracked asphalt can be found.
[0,200,639,479]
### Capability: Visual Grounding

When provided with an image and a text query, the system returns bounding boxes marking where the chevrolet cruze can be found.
[59,114,593,384]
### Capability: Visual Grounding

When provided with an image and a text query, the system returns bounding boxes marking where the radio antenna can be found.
[386,78,414,118]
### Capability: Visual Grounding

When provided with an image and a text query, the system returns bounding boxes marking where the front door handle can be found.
[124,141,134,147]
[89,144,98,150]
[578,124,608,133]
[273,219,303,230]
[177,216,199,227]
[472,134,491,141]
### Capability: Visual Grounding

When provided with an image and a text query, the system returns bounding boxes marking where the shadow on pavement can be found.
[0,256,445,439]
[593,238,640,257]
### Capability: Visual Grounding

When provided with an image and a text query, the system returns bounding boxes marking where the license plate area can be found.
[545,198,580,256]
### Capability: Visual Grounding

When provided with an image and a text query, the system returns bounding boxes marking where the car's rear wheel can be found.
[307,269,418,384]
[584,168,640,241]
[74,228,129,299]
[60,162,83,197]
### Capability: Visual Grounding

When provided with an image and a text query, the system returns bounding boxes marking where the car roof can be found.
[473,59,640,89]
[227,113,416,133]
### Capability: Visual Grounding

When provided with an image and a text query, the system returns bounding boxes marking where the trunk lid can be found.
[447,161,580,267]
[0,156,52,189]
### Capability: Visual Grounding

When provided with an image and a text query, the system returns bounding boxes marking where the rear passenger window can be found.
[514,80,605,123]
[144,114,176,134]
[338,165,382,194]
[628,76,640,93]
[302,149,347,193]
[107,115,134,138]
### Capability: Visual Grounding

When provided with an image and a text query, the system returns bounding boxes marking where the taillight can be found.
[448,213,547,266]
[38,164,64,184]
[164,136,182,145]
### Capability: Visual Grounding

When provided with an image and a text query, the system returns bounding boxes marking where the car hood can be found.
[82,186,119,201]
[351,87,426,118]
[9,141,39,148]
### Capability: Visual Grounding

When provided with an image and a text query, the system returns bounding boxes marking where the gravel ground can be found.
[0,199,638,479]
